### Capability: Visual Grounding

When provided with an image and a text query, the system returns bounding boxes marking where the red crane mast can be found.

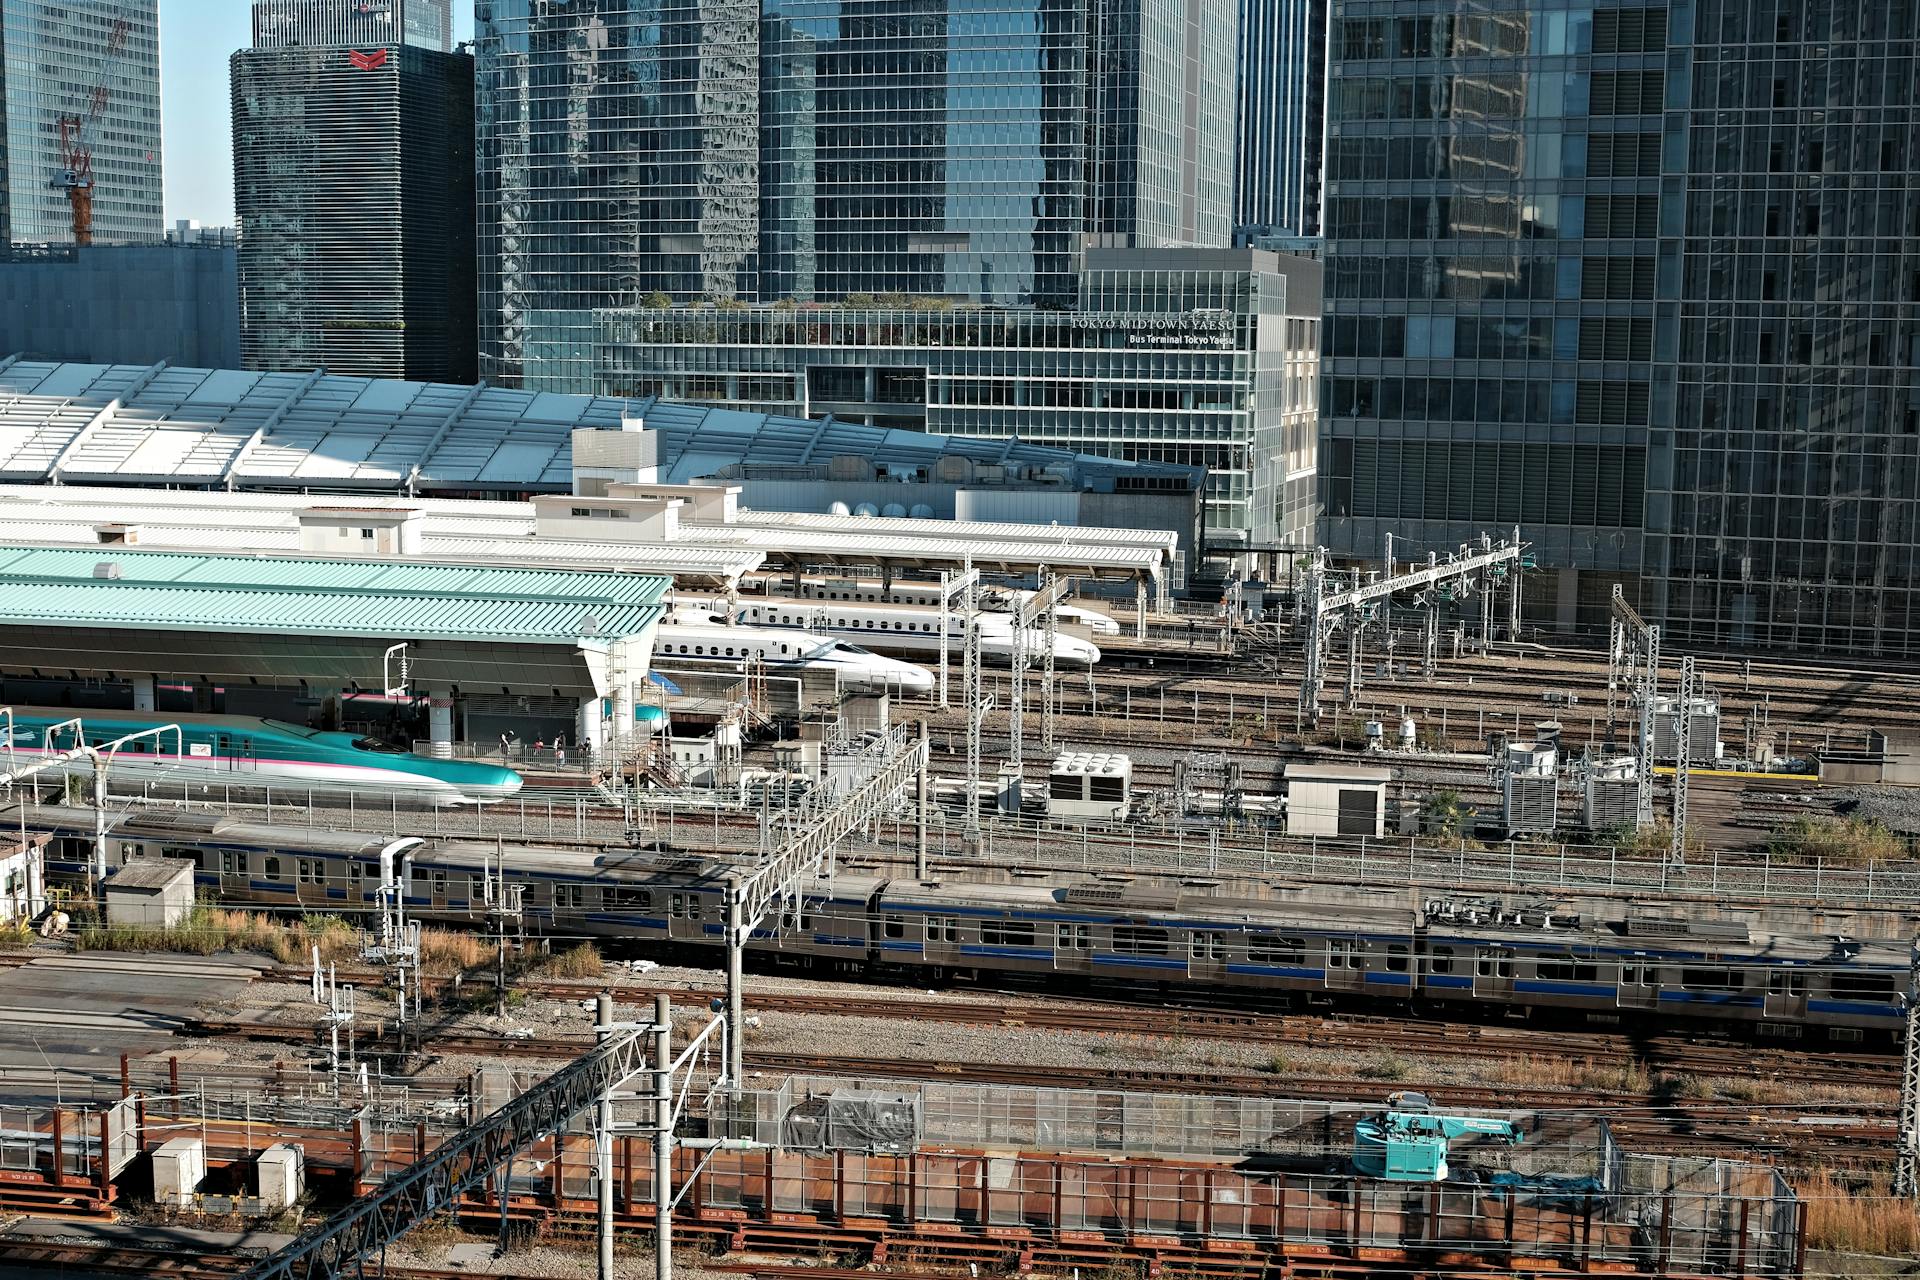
[51,18,130,247]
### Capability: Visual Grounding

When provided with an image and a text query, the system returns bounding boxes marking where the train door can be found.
[1763,968,1809,1020]
[923,914,962,972]
[1323,938,1365,991]
[1187,930,1228,984]
[1054,922,1094,976]
[1471,947,1514,999]
[1617,961,1657,1010]
[216,733,257,772]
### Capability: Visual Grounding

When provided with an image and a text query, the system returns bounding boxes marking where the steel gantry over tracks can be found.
[1297,529,1528,727]
[238,1008,664,1280]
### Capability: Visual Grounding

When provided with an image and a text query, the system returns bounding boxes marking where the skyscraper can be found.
[251,0,454,52]
[232,34,474,381]
[2,1,163,246]
[1653,0,1920,655]
[1318,0,1920,655]
[476,0,1238,389]
[1317,5,1658,630]
[1232,0,1326,241]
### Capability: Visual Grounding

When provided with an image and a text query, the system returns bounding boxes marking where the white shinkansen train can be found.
[727,598,1102,668]
[652,613,935,696]
[772,577,1121,637]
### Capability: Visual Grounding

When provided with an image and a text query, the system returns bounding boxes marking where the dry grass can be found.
[1801,1171,1920,1256]
[77,907,361,964]
[417,928,489,975]
[1769,816,1910,867]
[0,920,36,951]
[536,942,604,980]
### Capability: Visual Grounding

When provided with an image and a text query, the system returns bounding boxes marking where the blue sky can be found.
[158,0,475,226]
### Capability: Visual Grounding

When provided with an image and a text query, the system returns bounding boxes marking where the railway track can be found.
[243,965,1902,1084]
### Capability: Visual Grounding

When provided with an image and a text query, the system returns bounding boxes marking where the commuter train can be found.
[0,710,522,805]
[773,577,1122,637]
[21,804,1906,1043]
[724,599,1103,668]
[653,613,935,696]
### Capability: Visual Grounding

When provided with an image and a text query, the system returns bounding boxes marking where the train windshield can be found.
[351,736,406,754]
[835,642,875,655]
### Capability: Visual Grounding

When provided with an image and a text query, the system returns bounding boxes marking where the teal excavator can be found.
[1352,1091,1524,1182]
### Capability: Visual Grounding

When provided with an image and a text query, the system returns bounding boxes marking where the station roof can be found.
[0,484,1169,580]
[0,545,670,644]
[0,358,1196,494]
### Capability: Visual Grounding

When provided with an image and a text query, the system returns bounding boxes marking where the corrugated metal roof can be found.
[0,546,669,643]
[0,360,1196,494]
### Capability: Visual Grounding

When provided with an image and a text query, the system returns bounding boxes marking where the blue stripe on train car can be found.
[811,934,867,948]
[583,914,668,929]
[1425,975,1472,989]
[1225,963,1326,981]
[1364,972,1413,987]
[878,940,925,954]
[249,880,297,894]
[958,945,1052,960]
[1094,955,1186,971]
[1658,991,1763,1008]
[1808,999,1905,1019]
[1515,981,1618,999]
[326,888,346,900]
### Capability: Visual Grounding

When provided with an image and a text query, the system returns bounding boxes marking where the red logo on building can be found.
[347,49,389,71]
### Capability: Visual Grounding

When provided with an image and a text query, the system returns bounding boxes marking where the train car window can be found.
[1057,923,1092,950]
[1767,970,1808,995]
[926,915,960,942]
[1385,945,1410,972]
[299,859,324,885]
[982,921,1037,947]
[1680,967,1739,991]
[608,887,652,910]
[1620,964,1645,984]
[1475,950,1514,977]
[1537,958,1600,982]
[1112,926,1169,955]
[1328,939,1359,969]
[263,856,282,880]
[1249,935,1306,964]
[431,871,448,896]
[883,916,906,939]
[555,885,584,910]
[1829,972,1899,1000]
[1429,946,1455,974]
[469,875,486,901]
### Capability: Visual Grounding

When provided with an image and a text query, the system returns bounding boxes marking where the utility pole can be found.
[596,992,615,1280]
[1669,655,1693,872]
[1896,941,1920,1199]
[652,994,673,1280]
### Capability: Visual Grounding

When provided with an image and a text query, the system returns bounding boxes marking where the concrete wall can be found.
[0,245,239,368]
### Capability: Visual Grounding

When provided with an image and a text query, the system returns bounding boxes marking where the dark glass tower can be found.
[1318,5,1658,628]
[1320,0,1920,654]
[251,0,454,51]
[232,42,475,381]
[1654,0,1920,655]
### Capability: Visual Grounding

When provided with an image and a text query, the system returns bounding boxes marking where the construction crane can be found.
[1352,1091,1524,1182]
[50,17,130,247]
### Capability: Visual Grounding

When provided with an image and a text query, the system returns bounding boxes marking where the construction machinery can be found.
[1352,1091,1524,1182]
[50,17,130,246]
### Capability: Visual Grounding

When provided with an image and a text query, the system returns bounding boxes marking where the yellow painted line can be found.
[1650,766,1819,781]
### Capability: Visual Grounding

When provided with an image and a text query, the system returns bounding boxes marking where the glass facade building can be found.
[1233,0,1328,241]
[251,0,455,52]
[232,42,475,382]
[2,1,163,247]
[1320,0,1920,653]
[476,0,1238,390]
[595,248,1321,551]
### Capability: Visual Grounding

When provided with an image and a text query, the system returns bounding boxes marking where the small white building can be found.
[1047,751,1132,821]
[104,859,196,928]
[1283,763,1390,838]
[0,835,46,926]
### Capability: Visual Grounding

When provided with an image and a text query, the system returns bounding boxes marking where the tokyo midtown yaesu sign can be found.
[348,49,390,71]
